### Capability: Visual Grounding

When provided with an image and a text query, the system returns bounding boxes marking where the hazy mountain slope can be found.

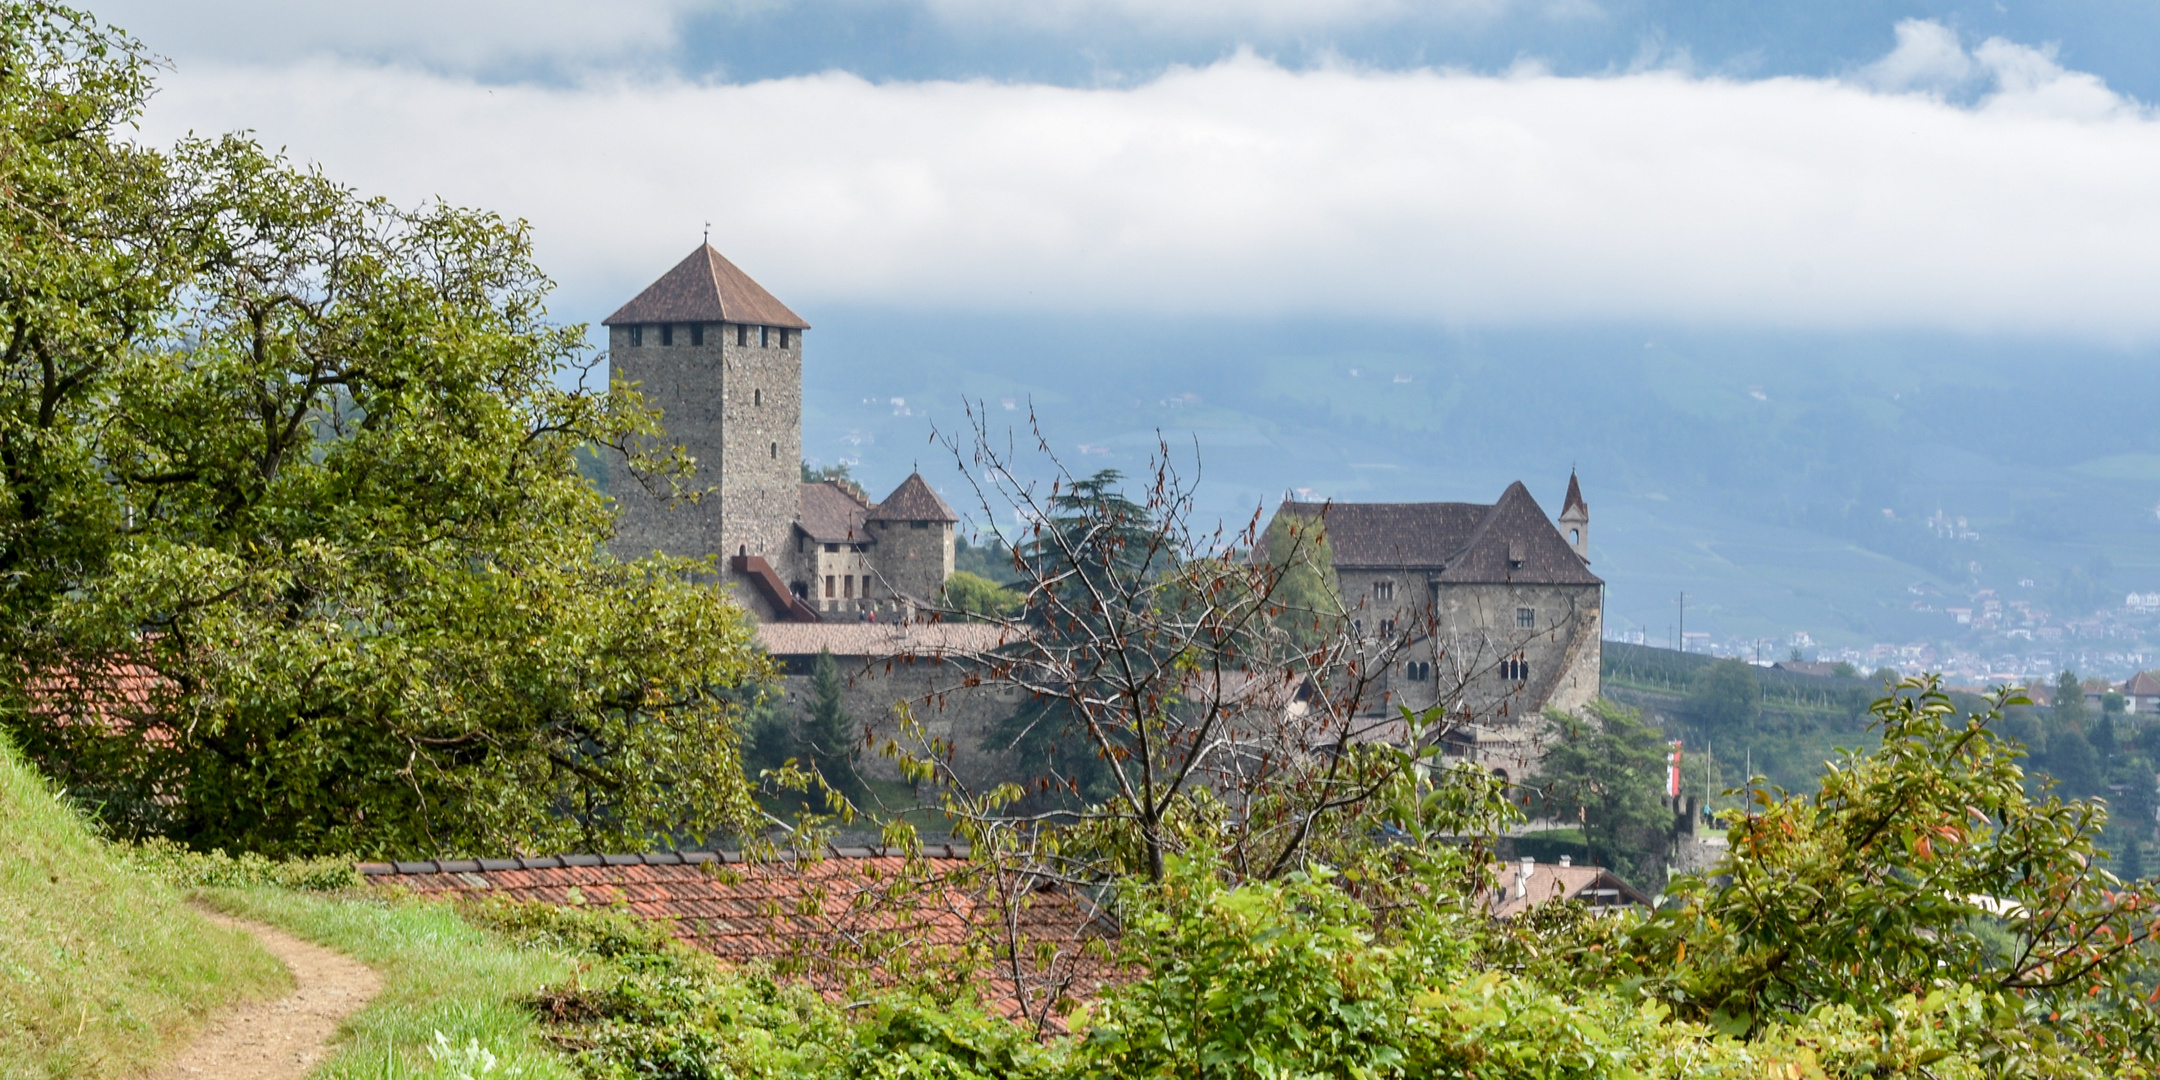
[801,310,2160,649]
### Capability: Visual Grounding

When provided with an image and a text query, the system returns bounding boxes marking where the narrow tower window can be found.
[759,326,770,348]
[754,388,762,406]
[628,326,642,347]
[780,328,792,348]
[769,442,778,459]
[660,324,674,346]
[691,323,704,346]
[736,324,747,347]
[1374,580,1394,602]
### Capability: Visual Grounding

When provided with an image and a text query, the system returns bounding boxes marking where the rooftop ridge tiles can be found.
[356,845,974,876]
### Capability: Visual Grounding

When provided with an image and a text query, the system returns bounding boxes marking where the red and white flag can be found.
[1668,741,1684,798]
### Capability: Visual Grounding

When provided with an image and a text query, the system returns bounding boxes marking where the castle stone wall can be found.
[869,520,954,605]
[606,321,801,617]
[770,651,1022,792]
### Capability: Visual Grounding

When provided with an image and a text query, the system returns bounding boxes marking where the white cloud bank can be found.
[137,20,2160,337]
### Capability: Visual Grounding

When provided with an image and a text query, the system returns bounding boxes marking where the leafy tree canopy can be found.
[0,2,763,857]
[1536,700,1672,886]
[1686,657,1759,737]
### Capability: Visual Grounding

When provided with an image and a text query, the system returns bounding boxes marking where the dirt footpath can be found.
[145,910,383,1080]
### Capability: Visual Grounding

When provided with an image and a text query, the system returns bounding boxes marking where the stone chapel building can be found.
[602,244,959,623]
[1268,474,1603,781]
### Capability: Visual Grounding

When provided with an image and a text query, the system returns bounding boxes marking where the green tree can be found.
[797,649,863,806]
[1625,678,2158,1057]
[939,569,1021,619]
[985,469,1161,807]
[1259,509,1342,652]
[0,5,766,857]
[800,459,867,502]
[1536,700,1671,887]
[1687,658,1760,737]
[2056,669,2091,728]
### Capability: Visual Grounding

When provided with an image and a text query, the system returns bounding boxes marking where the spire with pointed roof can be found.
[604,244,810,329]
[1558,470,1589,561]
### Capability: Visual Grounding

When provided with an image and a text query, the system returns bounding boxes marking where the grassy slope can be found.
[200,886,579,1080]
[0,738,287,1080]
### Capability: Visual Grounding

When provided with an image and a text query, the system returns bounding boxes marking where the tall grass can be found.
[0,736,287,1079]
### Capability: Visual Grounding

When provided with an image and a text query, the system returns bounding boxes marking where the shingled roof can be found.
[603,244,810,330]
[1562,471,1588,518]
[1276,481,1599,585]
[798,480,872,544]
[360,847,1109,1020]
[753,620,1019,658]
[867,473,958,523]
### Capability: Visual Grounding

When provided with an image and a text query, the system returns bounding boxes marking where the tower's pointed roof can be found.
[604,244,810,329]
[1561,470,1588,518]
[868,473,958,523]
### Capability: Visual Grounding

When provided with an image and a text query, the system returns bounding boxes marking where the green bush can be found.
[122,838,360,892]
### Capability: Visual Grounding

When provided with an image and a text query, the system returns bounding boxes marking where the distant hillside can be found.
[792,312,2160,655]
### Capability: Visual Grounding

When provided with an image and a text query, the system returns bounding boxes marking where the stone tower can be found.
[865,473,958,605]
[1559,470,1589,562]
[604,244,811,619]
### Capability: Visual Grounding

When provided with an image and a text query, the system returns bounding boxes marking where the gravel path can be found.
[144,910,382,1080]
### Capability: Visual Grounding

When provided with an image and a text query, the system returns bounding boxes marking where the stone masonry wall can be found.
[1335,568,1602,779]
[771,652,1023,792]
[605,322,801,620]
[868,520,954,605]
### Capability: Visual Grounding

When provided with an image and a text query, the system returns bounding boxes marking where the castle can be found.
[1267,475,1603,781]
[604,244,1601,784]
[603,244,959,621]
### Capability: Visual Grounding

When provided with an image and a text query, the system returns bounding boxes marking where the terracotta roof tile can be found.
[867,473,958,523]
[1485,861,1650,918]
[603,245,810,330]
[2127,671,2160,697]
[362,847,1109,1020]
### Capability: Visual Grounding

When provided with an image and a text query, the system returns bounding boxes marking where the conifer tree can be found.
[798,649,863,805]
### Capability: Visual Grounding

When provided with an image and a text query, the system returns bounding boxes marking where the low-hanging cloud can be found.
[138,21,2160,338]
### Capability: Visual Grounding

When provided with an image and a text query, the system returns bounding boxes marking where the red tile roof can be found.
[603,244,810,329]
[27,659,174,745]
[1485,860,1650,918]
[867,473,958,523]
[2126,671,2160,697]
[360,847,1110,1021]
